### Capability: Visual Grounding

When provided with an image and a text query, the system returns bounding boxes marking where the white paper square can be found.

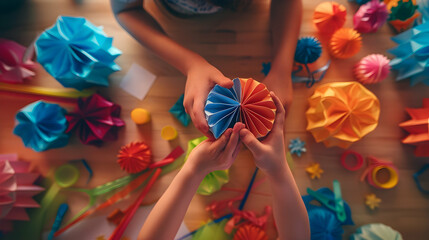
[120,63,157,100]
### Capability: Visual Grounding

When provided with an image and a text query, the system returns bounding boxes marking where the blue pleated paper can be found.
[169,94,191,127]
[294,36,322,64]
[308,208,343,240]
[205,78,241,139]
[388,22,429,86]
[13,101,69,152]
[35,16,121,90]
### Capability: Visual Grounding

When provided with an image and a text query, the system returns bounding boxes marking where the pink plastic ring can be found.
[341,150,364,171]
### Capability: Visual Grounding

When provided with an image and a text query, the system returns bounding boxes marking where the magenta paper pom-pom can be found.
[353,0,389,33]
[354,54,390,84]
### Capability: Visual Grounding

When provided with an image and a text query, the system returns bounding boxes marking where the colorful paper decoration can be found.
[0,154,44,233]
[35,16,121,90]
[353,0,389,33]
[413,164,429,194]
[13,101,69,152]
[387,0,419,32]
[306,82,380,148]
[354,54,391,84]
[131,108,150,125]
[365,193,381,210]
[307,208,343,240]
[192,219,233,240]
[0,39,35,84]
[389,22,429,86]
[420,0,429,23]
[341,150,364,171]
[225,206,271,234]
[205,78,276,139]
[294,37,322,64]
[47,203,69,240]
[360,156,399,189]
[352,0,371,5]
[313,2,347,34]
[261,62,271,76]
[66,94,125,146]
[169,94,191,126]
[350,223,403,240]
[161,126,178,140]
[399,99,429,156]
[233,224,267,240]
[306,163,324,179]
[185,136,229,195]
[117,141,152,174]
[329,28,362,59]
[288,137,306,157]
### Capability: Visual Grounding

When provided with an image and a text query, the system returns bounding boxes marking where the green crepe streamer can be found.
[185,136,229,195]
[191,219,233,240]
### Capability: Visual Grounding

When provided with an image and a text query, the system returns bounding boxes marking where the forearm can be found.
[138,162,205,240]
[268,165,310,240]
[269,0,302,77]
[111,0,206,75]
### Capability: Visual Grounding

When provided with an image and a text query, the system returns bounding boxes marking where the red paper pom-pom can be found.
[117,141,152,174]
[233,224,268,240]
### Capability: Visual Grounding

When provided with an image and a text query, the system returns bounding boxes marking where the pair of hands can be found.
[183,61,292,139]
[186,91,288,178]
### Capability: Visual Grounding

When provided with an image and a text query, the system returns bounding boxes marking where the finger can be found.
[214,75,233,88]
[192,96,210,135]
[270,91,285,131]
[231,140,241,159]
[223,123,243,156]
[239,128,264,156]
[210,128,232,152]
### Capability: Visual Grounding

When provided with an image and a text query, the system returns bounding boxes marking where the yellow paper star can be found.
[306,163,324,179]
[96,236,106,240]
[365,193,381,210]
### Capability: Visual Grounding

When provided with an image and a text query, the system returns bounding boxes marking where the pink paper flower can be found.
[353,0,389,33]
[0,39,36,83]
[0,154,44,233]
[354,54,390,84]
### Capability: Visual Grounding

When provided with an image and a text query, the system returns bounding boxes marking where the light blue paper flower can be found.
[388,22,429,86]
[205,78,241,139]
[13,101,69,152]
[350,223,403,240]
[295,36,322,64]
[35,16,121,90]
[169,94,191,126]
[288,137,306,157]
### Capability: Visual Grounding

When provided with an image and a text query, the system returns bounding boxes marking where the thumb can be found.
[214,75,233,88]
[239,128,264,156]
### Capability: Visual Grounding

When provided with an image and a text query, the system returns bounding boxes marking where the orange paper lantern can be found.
[329,28,362,59]
[313,2,347,34]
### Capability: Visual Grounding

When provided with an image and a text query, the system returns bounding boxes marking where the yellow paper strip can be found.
[0,82,94,99]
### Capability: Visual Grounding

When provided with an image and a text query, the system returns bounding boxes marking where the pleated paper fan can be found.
[329,28,362,59]
[313,2,347,34]
[350,223,403,240]
[117,141,152,174]
[233,224,268,240]
[205,78,276,139]
[353,0,389,33]
[354,54,391,84]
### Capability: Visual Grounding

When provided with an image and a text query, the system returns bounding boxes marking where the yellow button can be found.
[161,126,177,140]
[131,108,150,125]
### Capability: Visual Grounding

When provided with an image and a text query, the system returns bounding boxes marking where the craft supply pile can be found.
[1,0,428,239]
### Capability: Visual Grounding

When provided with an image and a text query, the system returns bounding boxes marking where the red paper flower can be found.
[117,141,152,174]
[233,224,268,240]
[66,94,125,146]
[0,39,36,83]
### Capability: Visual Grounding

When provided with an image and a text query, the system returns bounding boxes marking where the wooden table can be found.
[1,0,428,239]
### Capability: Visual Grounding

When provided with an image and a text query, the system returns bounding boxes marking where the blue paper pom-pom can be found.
[294,37,322,64]
[308,208,344,240]
[351,0,371,5]
[35,16,122,90]
[13,101,69,152]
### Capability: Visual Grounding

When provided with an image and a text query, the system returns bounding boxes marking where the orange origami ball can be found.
[313,2,347,34]
[117,141,152,174]
[233,224,268,240]
[329,28,362,59]
[306,82,380,149]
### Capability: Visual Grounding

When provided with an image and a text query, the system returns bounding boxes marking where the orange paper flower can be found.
[233,224,268,240]
[329,28,362,59]
[117,141,152,174]
[389,12,420,32]
[313,2,347,34]
[306,82,380,148]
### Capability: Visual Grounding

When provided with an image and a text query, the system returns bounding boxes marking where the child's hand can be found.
[184,61,233,139]
[263,73,293,115]
[186,123,245,176]
[239,92,287,178]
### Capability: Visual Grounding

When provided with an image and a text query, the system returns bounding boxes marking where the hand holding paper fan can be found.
[205,78,276,139]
